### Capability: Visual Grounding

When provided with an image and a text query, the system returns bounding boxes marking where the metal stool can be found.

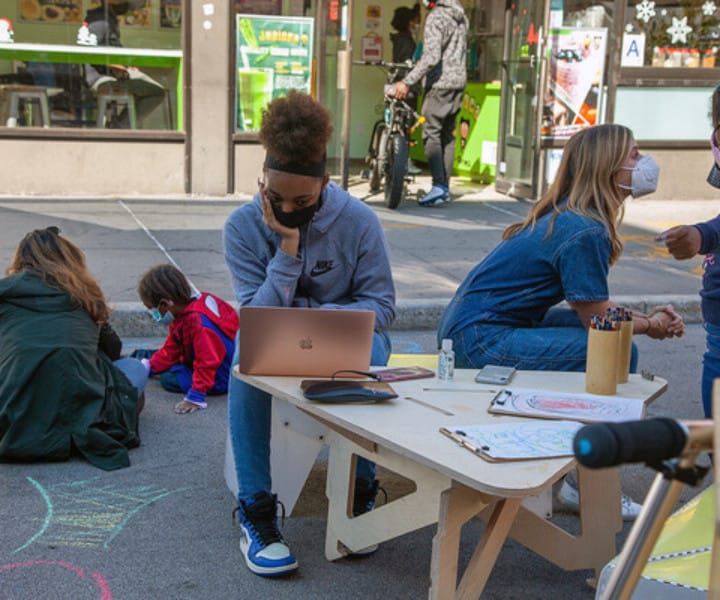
[6,88,50,127]
[96,91,137,129]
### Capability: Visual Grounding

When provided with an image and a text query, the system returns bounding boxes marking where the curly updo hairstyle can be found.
[259,90,333,164]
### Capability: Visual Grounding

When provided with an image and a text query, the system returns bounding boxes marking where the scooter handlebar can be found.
[573,418,688,468]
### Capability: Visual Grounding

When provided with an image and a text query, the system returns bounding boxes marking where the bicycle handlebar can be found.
[352,59,414,69]
[573,418,689,468]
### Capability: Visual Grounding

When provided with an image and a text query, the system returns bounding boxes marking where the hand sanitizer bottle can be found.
[438,338,455,382]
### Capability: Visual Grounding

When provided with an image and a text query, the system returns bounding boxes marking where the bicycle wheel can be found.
[368,124,386,193]
[384,133,408,209]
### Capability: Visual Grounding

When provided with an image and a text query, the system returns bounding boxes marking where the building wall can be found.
[0,139,185,195]
[653,149,717,200]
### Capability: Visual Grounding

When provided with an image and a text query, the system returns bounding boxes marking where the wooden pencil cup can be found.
[616,320,633,384]
[585,327,619,395]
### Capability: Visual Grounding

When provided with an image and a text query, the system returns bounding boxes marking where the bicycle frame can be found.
[357,60,424,209]
[594,415,717,600]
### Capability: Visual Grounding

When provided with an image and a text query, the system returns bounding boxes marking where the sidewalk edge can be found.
[109,295,703,337]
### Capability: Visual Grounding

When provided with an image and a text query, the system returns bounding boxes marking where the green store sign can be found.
[236,14,314,132]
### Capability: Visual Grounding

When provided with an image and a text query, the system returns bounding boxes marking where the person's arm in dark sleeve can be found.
[98,322,122,360]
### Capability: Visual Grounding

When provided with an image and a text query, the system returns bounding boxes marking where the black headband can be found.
[264,153,326,177]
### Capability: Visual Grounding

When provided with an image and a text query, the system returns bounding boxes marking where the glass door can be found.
[495,0,547,199]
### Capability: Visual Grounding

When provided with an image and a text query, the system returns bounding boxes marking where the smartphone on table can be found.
[474,365,516,385]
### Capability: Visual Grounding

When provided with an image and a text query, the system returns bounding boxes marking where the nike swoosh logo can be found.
[310,263,334,276]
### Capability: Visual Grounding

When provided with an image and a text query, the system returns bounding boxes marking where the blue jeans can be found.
[701,322,720,418]
[453,308,639,373]
[114,357,149,394]
[228,330,392,504]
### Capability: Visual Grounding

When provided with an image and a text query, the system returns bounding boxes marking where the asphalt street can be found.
[0,326,709,600]
[0,179,717,599]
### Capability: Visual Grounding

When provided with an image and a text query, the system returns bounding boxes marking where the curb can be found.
[109,294,704,337]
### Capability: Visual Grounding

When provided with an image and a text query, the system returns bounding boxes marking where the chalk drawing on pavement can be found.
[0,560,112,600]
[14,477,189,553]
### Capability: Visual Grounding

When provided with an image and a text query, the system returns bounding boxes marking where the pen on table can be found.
[422,386,499,393]
[403,396,454,416]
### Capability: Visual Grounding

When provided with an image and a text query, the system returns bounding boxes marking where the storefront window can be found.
[0,1,182,130]
[624,0,719,67]
[234,13,314,132]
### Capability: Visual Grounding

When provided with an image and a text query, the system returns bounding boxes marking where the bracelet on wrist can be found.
[641,315,652,335]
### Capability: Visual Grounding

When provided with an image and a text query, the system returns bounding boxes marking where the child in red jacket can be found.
[137,264,239,414]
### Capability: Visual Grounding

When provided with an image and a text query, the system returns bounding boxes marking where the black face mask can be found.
[271,200,321,228]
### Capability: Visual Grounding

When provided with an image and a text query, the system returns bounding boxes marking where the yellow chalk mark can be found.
[621,233,670,258]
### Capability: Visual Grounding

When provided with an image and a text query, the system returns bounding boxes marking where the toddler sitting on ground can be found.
[136,264,239,414]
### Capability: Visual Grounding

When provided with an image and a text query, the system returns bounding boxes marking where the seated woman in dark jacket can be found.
[0,226,147,470]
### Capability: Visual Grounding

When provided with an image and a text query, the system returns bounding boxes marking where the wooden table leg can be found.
[324,435,451,561]
[429,483,521,600]
[500,467,622,578]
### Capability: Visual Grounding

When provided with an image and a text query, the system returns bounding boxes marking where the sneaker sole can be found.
[240,538,299,576]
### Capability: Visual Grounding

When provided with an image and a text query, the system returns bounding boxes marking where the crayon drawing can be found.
[491,387,645,423]
[14,477,189,553]
[444,420,583,460]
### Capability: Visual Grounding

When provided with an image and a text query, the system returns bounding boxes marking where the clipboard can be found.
[440,420,583,462]
[488,387,645,423]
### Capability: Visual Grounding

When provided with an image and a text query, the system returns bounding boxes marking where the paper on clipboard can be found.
[440,420,583,462]
[488,387,645,423]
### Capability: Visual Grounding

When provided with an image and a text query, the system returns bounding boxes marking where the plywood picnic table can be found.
[227,368,667,599]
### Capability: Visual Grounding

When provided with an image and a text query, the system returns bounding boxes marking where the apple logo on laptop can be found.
[299,337,313,350]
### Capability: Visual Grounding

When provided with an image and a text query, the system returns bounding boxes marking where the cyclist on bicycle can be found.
[391,0,468,207]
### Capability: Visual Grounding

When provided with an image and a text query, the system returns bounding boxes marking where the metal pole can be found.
[340,0,353,190]
[599,473,685,600]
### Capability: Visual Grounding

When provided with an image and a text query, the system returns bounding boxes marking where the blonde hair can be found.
[7,226,111,323]
[503,124,634,265]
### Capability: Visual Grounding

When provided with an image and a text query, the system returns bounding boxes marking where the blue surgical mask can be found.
[619,155,660,198]
[151,307,175,326]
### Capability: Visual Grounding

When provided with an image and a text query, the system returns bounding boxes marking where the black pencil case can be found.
[300,379,398,403]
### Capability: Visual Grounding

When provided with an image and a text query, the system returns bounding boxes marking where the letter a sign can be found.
[621,34,645,67]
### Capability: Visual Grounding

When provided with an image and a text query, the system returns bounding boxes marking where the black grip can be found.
[573,418,687,468]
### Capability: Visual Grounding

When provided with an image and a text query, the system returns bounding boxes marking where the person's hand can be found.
[140,358,152,376]
[260,188,300,256]
[645,312,672,339]
[174,398,204,414]
[657,225,702,260]
[392,81,410,100]
[650,304,685,337]
[644,305,685,339]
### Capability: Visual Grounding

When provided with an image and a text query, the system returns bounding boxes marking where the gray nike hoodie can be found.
[403,0,468,91]
[223,182,396,332]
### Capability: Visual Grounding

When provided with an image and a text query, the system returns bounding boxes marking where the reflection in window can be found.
[0,1,182,130]
[624,0,719,67]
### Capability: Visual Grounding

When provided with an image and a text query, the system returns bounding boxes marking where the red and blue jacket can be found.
[149,292,239,404]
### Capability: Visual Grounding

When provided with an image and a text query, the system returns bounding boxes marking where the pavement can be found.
[1,178,718,599]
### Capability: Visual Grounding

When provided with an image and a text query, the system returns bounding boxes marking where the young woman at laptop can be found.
[223,91,396,577]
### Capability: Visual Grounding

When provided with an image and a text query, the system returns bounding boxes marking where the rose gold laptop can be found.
[238,307,376,377]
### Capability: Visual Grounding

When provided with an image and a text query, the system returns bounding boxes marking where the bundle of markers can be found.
[590,307,633,331]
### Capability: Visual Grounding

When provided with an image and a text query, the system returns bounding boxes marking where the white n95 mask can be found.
[618,155,660,198]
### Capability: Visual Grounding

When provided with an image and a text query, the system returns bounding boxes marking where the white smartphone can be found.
[474,365,516,385]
